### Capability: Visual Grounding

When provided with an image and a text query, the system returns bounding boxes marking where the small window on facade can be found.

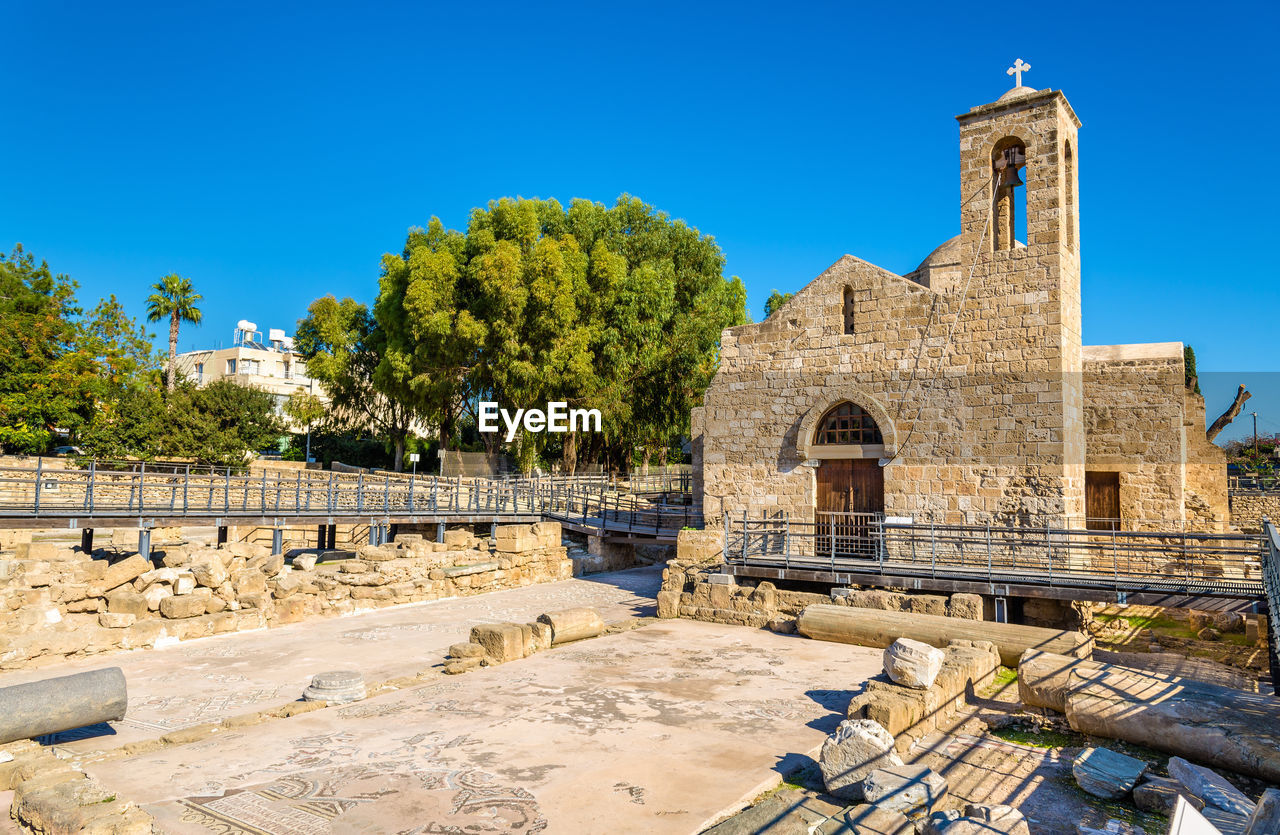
[195,362,204,383]
[814,402,884,445]
[842,286,855,335]
[226,358,237,375]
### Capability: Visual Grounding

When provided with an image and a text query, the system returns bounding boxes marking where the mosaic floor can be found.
[0,565,664,757]
[83,620,882,834]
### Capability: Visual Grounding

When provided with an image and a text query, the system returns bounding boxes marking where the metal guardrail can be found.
[1261,521,1280,683]
[724,512,1267,600]
[1230,475,1280,492]
[0,461,701,538]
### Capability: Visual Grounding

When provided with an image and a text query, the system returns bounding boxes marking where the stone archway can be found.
[798,392,895,558]
[796,389,897,463]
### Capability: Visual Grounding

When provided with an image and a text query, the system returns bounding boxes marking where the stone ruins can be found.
[1,67,1278,835]
[1,521,570,669]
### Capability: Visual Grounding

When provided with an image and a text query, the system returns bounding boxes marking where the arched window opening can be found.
[814,402,883,446]
[1064,140,1076,253]
[992,138,1027,251]
[842,286,856,335]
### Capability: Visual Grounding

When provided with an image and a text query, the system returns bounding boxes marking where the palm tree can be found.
[145,274,203,392]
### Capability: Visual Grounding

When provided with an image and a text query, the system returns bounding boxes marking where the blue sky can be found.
[3,1,1277,440]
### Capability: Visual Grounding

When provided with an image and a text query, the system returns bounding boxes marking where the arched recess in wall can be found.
[1064,139,1076,253]
[991,136,1028,252]
[796,391,897,462]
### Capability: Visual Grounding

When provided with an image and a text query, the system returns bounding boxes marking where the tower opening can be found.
[842,285,856,335]
[992,138,1027,251]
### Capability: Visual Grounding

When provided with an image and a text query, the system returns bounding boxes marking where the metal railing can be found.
[1261,521,1280,683]
[724,512,1266,599]
[0,461,701,537]
[1231,475,1280,492]
[620,472,694,496]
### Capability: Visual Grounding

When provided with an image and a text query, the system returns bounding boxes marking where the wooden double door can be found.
[816,459,884,557]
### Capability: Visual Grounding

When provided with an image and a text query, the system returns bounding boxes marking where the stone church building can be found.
[692,78,1228,533]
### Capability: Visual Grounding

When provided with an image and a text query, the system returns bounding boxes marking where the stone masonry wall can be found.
[1231,492,1280,533]
[1184,389,1231,531]
[656,530,986,629]
[1082,346,1186,527]
[0,522,569,670]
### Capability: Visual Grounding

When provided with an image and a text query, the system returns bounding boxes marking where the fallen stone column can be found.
[1018,649,1266,713]
[0,667,127,744]
[1064,666,1280,783]
[795,604,1092,667]
[1017,649,1106,711]
[537,607,605,645]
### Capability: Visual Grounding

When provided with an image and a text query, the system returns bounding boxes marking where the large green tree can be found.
[283,387,326,462]
[362,195,747,473]
[764,290,795,318]
[374,219,483,464]
[145,273,203,391]
[80,380,284,466]
[294,295,418,469]
[0,246,158,453]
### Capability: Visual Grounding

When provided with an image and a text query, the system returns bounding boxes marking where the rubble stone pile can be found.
[0,522,570,668]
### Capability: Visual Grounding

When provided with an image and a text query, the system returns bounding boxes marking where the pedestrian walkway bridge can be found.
[0,460,700,544]
[722,512,1280,684]
[722,512,1272,613]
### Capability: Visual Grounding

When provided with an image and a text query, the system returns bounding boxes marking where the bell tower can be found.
[952,62,1086,523]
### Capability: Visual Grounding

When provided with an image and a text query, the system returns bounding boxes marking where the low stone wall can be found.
[1230,491,1280,533]
[0,522,570,669]
[657,530,988,630]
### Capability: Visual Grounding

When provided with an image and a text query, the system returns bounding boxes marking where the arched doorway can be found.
[811,402,885,558]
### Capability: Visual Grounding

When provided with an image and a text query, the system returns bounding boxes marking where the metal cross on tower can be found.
[1007,58,1031,87]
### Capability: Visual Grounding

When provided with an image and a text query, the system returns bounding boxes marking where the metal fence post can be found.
[986,523,993,581]
[830,514,836,568]
[87,461,96,514]
[1113,527,1119,590]
[139,461,146,514]
[1046,521,1053,585]
[33,457,43,515]
[783,512,790,568]
[930,520,936,576]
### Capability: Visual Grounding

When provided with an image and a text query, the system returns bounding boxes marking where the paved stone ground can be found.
[79,620,882,834]
[0,565,664,757]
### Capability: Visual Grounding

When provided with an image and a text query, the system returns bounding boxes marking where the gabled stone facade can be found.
[693,83,1227,532]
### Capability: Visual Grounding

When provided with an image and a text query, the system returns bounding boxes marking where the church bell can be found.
[996,145,1026,188]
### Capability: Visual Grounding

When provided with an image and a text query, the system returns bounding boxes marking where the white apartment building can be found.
[175,321,329,431]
